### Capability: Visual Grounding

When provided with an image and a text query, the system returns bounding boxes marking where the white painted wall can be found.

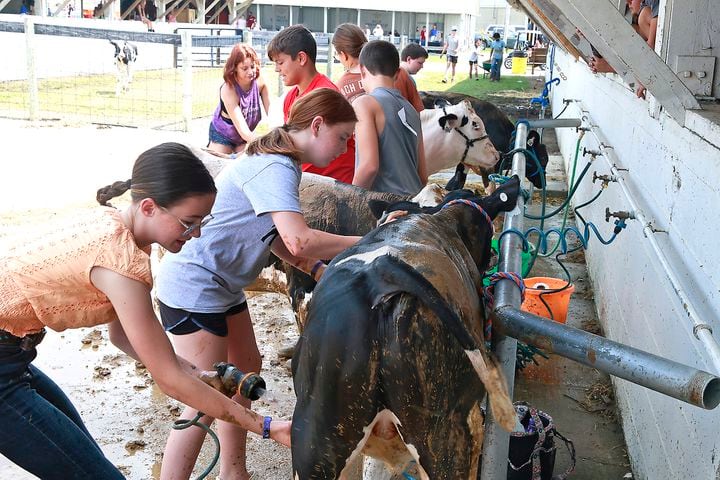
[550,48,720,479]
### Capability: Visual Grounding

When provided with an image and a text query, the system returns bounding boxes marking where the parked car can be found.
[480,24,521,50]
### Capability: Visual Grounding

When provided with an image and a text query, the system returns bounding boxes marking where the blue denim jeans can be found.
[0,343,125,479]
[490,56,502,81]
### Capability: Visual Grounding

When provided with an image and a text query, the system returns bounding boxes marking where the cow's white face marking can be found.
[335,245,398,267]
[411,183,444,207]
[500,192,507,202]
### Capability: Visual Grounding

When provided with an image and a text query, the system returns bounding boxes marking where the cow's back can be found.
[292,215,489,479]
[299,174,406,234]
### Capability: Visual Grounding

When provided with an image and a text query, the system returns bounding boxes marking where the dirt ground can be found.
[0,118,297,479]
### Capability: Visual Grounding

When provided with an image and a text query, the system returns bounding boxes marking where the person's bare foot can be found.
[589,55,615,74]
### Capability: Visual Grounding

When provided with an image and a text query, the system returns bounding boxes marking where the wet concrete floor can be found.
[509,128,632,479]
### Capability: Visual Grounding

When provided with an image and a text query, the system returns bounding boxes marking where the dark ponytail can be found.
[97,180,132,207]
[96,142,216,207]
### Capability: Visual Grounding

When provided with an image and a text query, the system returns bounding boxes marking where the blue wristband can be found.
[262,416,272,439]
[310,260,324,278]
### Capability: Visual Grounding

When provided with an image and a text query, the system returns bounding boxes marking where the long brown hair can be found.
[96,142,216,207]
[246,89,357,162]
[223,43,261,87]
[332,23,366,59]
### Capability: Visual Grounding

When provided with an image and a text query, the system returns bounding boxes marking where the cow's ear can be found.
[439,113,458,132]
[369,200,391,220]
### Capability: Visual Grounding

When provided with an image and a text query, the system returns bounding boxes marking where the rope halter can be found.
[441,105,490,163]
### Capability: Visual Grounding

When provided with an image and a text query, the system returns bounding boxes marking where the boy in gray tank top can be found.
[352,40,427,196]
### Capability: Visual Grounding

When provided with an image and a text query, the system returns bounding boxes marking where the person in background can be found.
[489,31,506,82]
[156,90,361,480]
[440,26,460,83]
[0,142,291,480]
[395,43,426,111]
[372,23,384,37]
[419,26,427,46]
[208,44,270,156]
[399,42,428,83]
[333,24,424,112]
[333,23,367,104]
[246,10,256,29]
[267,24,355,183]
[353,40,426,195]
[468,37,482,80]
[233,14,246,35]
[429,23,438,42]
[635,0,659,98]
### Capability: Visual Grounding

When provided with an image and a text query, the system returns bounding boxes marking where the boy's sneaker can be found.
[441,79,447,83]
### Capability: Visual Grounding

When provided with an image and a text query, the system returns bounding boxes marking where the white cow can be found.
[421,99,500,177]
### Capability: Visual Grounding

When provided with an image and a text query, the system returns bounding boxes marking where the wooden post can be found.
[181,30,193,132]
[24,16,39,123]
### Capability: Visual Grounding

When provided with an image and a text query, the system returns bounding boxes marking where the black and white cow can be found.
[291,177,521,479]
[421,91,549,189]
[420,91,515,155]
[110,40,138,96]
[249,173,445,330]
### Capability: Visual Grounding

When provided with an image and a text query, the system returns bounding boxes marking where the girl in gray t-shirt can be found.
[155,89,362,479]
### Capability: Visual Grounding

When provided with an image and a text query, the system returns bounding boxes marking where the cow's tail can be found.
[367,255,516,432]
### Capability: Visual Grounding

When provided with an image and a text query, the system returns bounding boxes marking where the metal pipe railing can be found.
[481,117,590,480]
[480,121,529,480]
[494,305,720,409]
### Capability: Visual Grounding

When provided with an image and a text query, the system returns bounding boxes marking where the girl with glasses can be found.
[156,89,362,480]
[0,142,291,479]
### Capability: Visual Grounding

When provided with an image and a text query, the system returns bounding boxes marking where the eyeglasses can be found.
[159,206,214,237]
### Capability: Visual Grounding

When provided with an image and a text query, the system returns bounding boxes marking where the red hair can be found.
[223,43,261,87]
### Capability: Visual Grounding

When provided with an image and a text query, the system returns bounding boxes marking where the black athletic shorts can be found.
[159,300,248,336]
[448,54,458,64]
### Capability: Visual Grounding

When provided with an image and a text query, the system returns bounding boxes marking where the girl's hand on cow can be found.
[270,419,292,447]
[380,210,408,225]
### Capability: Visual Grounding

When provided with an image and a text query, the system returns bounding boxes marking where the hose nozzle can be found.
[213,362,266,400]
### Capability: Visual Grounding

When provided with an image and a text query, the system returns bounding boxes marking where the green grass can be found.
[414,55,531,98]
[0,56,533,129]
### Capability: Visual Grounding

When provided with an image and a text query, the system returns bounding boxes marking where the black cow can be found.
[291,177,521,479]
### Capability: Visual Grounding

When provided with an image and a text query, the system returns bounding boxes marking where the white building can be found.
[509,1,720,478]
[247,0,527,40]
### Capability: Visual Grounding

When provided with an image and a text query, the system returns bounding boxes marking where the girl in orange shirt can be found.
[0,142,290,479]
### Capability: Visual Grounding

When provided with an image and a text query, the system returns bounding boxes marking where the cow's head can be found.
[435,100,499,170]
[369,176,519,228]
[110,40,138,65]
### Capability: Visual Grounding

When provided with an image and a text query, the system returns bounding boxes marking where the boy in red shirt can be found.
[268,25,355,183]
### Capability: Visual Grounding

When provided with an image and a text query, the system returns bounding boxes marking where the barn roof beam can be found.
[514,0,701,126]
[51,0,73,16]
[121,0,144,20]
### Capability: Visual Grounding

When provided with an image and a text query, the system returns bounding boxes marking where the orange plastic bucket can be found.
[521,277,575,323]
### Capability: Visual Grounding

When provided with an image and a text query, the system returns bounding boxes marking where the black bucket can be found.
[507,402,575,480]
